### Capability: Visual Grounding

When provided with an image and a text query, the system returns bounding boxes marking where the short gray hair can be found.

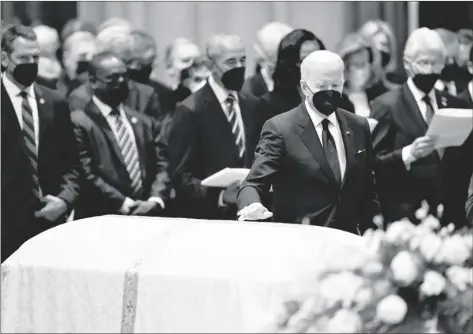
[33,25,60,53]
[206,34,244,61]
[96,27,134,61]
[300,50,344,83]
[98,17,132,34]
[404,27,446,61]
[255,22,293,59]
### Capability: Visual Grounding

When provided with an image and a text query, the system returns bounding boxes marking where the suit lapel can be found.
[123,107,147,182]
[335,109,356,189]
[296,104,338,186]
[401,84,428,134]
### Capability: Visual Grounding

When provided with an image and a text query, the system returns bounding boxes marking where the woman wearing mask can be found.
[337,32,388,118]
[261,29,354,119]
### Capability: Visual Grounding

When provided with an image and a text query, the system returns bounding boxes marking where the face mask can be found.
[97,81,130,108]
[380,51,391,68]
[128,65,153,84]
[412,73,440,94]
[76,60,89,75]
[310,89,342,116]
[12,62,38,87]
[349,67,371,91]
[220,66,245,91]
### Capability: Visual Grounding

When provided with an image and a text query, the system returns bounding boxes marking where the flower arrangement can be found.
[267,202,473,333]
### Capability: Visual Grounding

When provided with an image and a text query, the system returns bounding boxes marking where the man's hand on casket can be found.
[129,200,162,216]
[237,202,273,221]
[35,195,68,222]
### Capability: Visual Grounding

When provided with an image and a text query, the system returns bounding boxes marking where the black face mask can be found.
[380,51,391,68]
[412,73,440,94]
[97,81,130,108]
[128,65,153,84]
[12,62,38,87]
[311,89,342,116]
[220,66,245,91]
[76,60,89,75]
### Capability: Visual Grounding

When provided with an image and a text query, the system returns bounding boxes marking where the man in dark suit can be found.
[242,22,293,97]
[168,34,267,220]
[71,51,171,219]
[1,25,79,262]
[68,28,162,123]
[237,50,380,234]
[370,28,470,225]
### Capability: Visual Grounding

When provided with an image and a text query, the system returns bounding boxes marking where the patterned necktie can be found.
[110,108,143,196]
[225,94,245,160]
[19,91,41,202]
[422,95,435,125]
[321,119,342,185]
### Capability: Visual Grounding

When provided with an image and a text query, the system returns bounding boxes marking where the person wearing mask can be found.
[71,51,171,219]
[458,44,473,107]
[68,27,162,123]
[370,28,469,225]
[434,28,462,96]
[237,50,380,234]
[97,17,132,35]
[242,22,293,97]
[60,18,96,43]
[359,20,405,86]
[32,25,63,90]
[58,31,97,96]
[168,34,267,220]
[337,32,388,118]
[1,24,79,262]
[164,37,201,91]
[261,29,354,119]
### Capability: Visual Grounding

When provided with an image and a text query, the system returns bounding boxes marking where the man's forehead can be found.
[175,44,200,60]
[97,57,126,74]
[11,37,40,53]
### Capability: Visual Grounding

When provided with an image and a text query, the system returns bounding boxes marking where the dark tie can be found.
[422,95,435,125]
[19,91,41,203]
[321,119,342,185]
[225,94,245,160]
[110,108,143,196]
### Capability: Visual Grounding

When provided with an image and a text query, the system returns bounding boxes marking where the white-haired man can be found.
[68,27,162,122]
[242,22,293,97]
[33,25,62,89]
[370,27,470,226]
[164,37,202,90]
[168,34,267,220]
[237,50,380,234]
[434,28,461,95]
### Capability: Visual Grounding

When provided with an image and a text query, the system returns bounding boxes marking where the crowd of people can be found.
[1,16,472,262]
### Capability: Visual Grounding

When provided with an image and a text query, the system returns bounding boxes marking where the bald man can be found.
[242,22,293,97]
[237,50,380,234]
[370,28,470,226]
[168,34,267,220]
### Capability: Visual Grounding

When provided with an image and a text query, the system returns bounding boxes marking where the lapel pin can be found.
[131,117,138,124]
[346,130,352,135]
[39,98,45,104]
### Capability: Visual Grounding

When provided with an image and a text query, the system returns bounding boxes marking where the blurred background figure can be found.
[97,17,132,34]
[1,20,13,72]
[59,31,97,96]
[164,37,201,90]
[336,32,388,118]
[242,21,293,97]
[457,29,473,67]
[458,45,473,107]
[434,28,462,95]
[33,25,62,89]
[60,18,96,43]
[359,20,404,86]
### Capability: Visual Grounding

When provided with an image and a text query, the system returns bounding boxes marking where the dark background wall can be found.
[419,1,473,31]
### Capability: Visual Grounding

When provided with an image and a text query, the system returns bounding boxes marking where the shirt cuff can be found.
[120,197,135,214]
[218,190,228,208]
[148,197,165,209]
[402,145,416,171]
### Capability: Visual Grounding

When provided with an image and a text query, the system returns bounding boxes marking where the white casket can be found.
[1,216,363,333]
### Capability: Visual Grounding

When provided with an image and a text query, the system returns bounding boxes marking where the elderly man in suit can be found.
[242,22,293,97]
[71,51,171,219]
[370,28,470,225]
[168,34,267,220]
[237,50,380,234]
[1,25,79,262]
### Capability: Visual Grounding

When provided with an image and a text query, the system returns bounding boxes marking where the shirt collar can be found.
[2,73,36,99]
[407,77,437,105]
[208,74,238,105]
[469,81,473,100]
[304,99,338,127]
[92,95,123,118]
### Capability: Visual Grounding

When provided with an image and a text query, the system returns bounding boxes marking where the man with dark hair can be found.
[71,51,171,219]
[1,24,79,262]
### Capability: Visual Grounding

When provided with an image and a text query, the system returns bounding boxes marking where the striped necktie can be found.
[110,108,143,196]
[225,94,245,160]
[422,95,435,125]
[19,91,41,203]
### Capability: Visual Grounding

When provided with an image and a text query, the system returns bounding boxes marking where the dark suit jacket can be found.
[168,83,267,219]
[71,101,171,219]
[237,104,380,234]
[68,80,162,122]
[242,72,269,97]
[1,82,79,262]
[458,86,473,108]
[370,83,470,224]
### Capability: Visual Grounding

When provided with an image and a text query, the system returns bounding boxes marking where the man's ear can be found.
[1,50,9,70]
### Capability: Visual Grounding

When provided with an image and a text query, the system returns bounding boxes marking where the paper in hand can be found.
[201,168,250,188]
[426,108,473,148]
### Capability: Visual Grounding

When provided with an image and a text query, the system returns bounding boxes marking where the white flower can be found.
[353,286,374,310]
[386,220,416,245]
[420,270,447,296]
[415,204,429,220]
[438,235,471,266]
[327,309,363,333]
[390,251,421,287]
[372,279,394,300]
[319,272,365,307]
[419,215,441,231]
[419,233,443,262]
[361,261,384,278]
[463,234,473,251]
[446,266,473,291]
[376,294,408,325]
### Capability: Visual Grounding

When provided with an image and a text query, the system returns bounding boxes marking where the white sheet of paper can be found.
[367,118,378,133]
[426,108,473,148]
[201,168,250,188]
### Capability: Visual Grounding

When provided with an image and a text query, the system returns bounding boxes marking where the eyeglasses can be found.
[411,59,444,72]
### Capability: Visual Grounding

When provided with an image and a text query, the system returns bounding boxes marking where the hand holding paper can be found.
[238,203,273,221]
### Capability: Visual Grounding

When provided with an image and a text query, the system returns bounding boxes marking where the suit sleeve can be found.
[72,117,127,210]
[55,99,80,207]
[149,119,171,201]
[237,119,285,210]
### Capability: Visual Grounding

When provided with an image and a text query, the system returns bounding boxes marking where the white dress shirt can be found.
[304,100,347,180]
[260,66,274,92]
[469,81,473,101]
[347,91,371,118]
[92,96,165,210]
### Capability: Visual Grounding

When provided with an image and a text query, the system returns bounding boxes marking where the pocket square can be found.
[357,149,366,154]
